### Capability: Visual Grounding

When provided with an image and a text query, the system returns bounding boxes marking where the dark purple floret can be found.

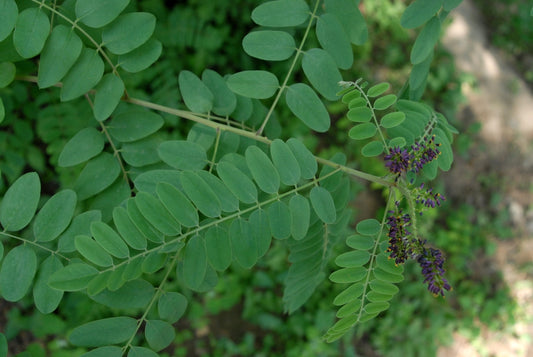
[417,248,452,297]
[384,147,410,175]
[409,136,441,173]
[386,209,411,265]
[415,184,446,208]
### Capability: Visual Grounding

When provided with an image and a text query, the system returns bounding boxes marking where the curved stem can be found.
[256,0,321,135]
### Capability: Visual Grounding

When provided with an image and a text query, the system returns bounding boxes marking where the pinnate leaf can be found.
[0,245,37,301]
[285,83,330,132]
[0,172,40,232]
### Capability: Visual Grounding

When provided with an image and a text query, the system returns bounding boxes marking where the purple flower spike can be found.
[384,147,410,176]
[386,208,411,265]
[417,248,452,297]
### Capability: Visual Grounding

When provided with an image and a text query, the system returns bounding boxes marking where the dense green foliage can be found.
[0,0,518,356]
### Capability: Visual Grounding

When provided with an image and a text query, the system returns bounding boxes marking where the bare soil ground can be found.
[439,1,533,356]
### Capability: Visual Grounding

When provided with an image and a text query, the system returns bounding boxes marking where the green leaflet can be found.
[58,210,102,253]
[301,48,342,101]
[401,0,443,29]
[145,319,175,352]
[156,183,199,228]
[48,263,98,291]
[107,264,127,291]
[196,170,240,213]
[81,346,123,357]
[60,48,104,101]
[158,292,188,324]
[367,82,390,97]
[205,226,232,272]
[0,172,40,232]
[347,107,372,122]
[289,194,310,240]
[0,333,6,357]
[33,189,77,243]
[309,186,336,224]
[89,180,130,223]
[128,346,159,357]
[231,94,253,122]
[335,250,371,267]
[381,112,405,128]
[158,140,208,170]
[91,221,130,259]
[286,139,317,179]
[249,209,271,258]
[329,267,367,283]
[285,83,331,132]
[267,200,291,240]
[91,279,154,309]
[201,69,237,116]
[75,0,129,28]
[270,139,301,186]
[75,235,114,267]
[102,12,156,55]
[251,0,309,27]
[180,171,221,218]
[134,170,181,195]
[0,97,3,124]
[348,123,377,140]
[216,161,257,204]
[316,13,353,70]
[179,70,214,113]
[0,0,17,42]
[182,235,207,291]
[230,218,257,268]
[74,153,121,200]
[410,16,441,64]
[38,25,82,88]
[356,219,381,235]
[0,245,37,302]
[118,39,162,73]
[242,30,296,61]
[58,128,105,167]
[127,199,164,243]
[323,0,368,45]
[69,317,137,347]
[13,7,49,58]
[107,110,164,142]
[245,145,280,194]
[135,191,181,236]
[227,70,279,99]
[443,0,463,11]
[374,94,397,110]
[347,234,375,251]
[121,135,162,167]
[93,74,125,121]
[361,141,384,157]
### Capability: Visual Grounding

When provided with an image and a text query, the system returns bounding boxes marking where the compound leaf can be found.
[0,172,40,232]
